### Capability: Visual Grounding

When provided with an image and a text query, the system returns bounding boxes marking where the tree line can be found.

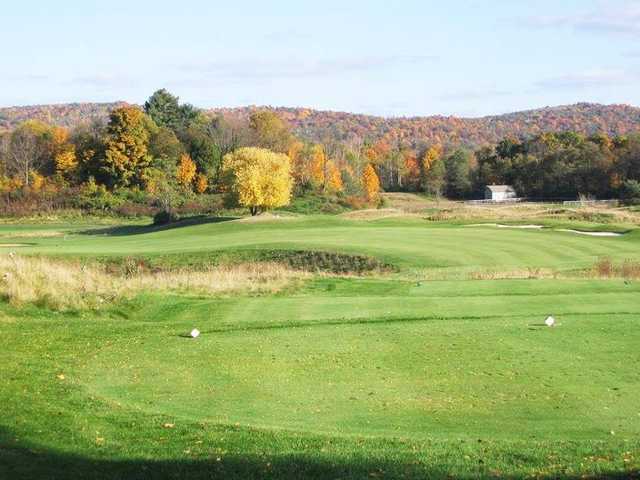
[1,89,639,217]
[0,89,383,217]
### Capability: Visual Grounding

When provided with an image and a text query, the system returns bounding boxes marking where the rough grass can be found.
[381,192,640,226]
[0,255,304,310]
[591,257,640,279]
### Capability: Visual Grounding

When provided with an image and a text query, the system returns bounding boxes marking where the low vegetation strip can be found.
[246,249,394,274]
[0,255,304,310]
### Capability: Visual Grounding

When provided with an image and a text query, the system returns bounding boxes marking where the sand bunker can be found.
[557,229,623,237]
[497,224,543,229]
[237,213,297,223]
[0,244,30,248]
[465,223,543,229]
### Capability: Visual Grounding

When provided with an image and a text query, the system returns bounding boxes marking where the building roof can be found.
[486,185,515,193]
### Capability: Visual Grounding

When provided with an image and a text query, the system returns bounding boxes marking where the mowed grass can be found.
[1,216,640,479]
[80,280,640,441]
[2,216,639,273]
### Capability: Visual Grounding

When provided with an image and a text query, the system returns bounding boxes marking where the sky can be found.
[0,0,638,117]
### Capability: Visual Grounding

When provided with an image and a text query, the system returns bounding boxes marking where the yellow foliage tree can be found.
[362,164,381,202]
[222,147,292,215]
[55,147,78,176]
[0,176,24,194]
[310,144,326,187]
[51,127,78,176]
[176,154,197,188]
[422,145,443,173]
[194,173,208,194]
[29,170,46,192]
[103,106,152,187]
[326,160,343,192]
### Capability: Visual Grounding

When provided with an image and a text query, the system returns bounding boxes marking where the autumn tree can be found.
[421,145,442,192]
[362,164,381,202]
[51,127,78,177]
[71,120,107,182]
[310,144,327,188]
[5,122,48,186]
[287,140,305,185]
[326,160,344,192]
[248,111,293,154]
[102,106,153,187]
[403,149,420,191]
[176,154,197,188]
[194,173,208,194]
[222,147,292,215]
[423,158,446,198]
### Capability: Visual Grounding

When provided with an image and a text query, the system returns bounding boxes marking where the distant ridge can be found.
[2,101,639,148]
[0,102,128,132]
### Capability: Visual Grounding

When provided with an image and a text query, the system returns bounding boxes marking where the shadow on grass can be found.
[0,429,636,480]
[80,215,239,237]
[2,447,637,480]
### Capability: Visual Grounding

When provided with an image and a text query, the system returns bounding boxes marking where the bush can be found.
[153,210,180,225]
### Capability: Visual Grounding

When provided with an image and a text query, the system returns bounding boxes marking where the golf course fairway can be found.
[1,216,639,479]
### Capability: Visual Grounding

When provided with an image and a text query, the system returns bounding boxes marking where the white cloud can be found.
[525,1,640,36]
[535,69,636,90]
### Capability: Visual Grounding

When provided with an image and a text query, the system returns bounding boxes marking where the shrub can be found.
[153,210,179,225]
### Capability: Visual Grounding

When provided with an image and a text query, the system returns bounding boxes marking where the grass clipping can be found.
[0,254,304,311]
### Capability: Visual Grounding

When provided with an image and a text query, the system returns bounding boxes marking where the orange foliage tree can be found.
[194,173,208,194]
[176,154,197,188]
[421,145,442,190]
[362,164,381,202]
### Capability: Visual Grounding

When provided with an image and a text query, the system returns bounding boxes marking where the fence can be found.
[465,198,525,205]
[562,199,619,208]
[465,198,619,207]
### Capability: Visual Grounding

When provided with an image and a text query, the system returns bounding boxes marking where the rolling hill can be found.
[1,101,639,148]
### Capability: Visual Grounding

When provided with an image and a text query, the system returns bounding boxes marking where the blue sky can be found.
[1,0,638,117]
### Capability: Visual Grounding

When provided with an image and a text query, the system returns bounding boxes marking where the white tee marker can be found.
[190,328,201,338]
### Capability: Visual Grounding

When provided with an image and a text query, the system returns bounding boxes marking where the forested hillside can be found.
[0,102,126,132]
[2,102,639,149]
[214,103,640,148]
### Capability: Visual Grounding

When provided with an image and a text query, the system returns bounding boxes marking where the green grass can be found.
[1,216,640,479]
[2,215,639,273]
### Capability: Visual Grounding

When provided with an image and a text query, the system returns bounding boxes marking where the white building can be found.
[485,185,517,202]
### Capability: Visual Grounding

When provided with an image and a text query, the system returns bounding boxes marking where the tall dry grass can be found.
[591,257,640,280]
[0,254,304,310]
